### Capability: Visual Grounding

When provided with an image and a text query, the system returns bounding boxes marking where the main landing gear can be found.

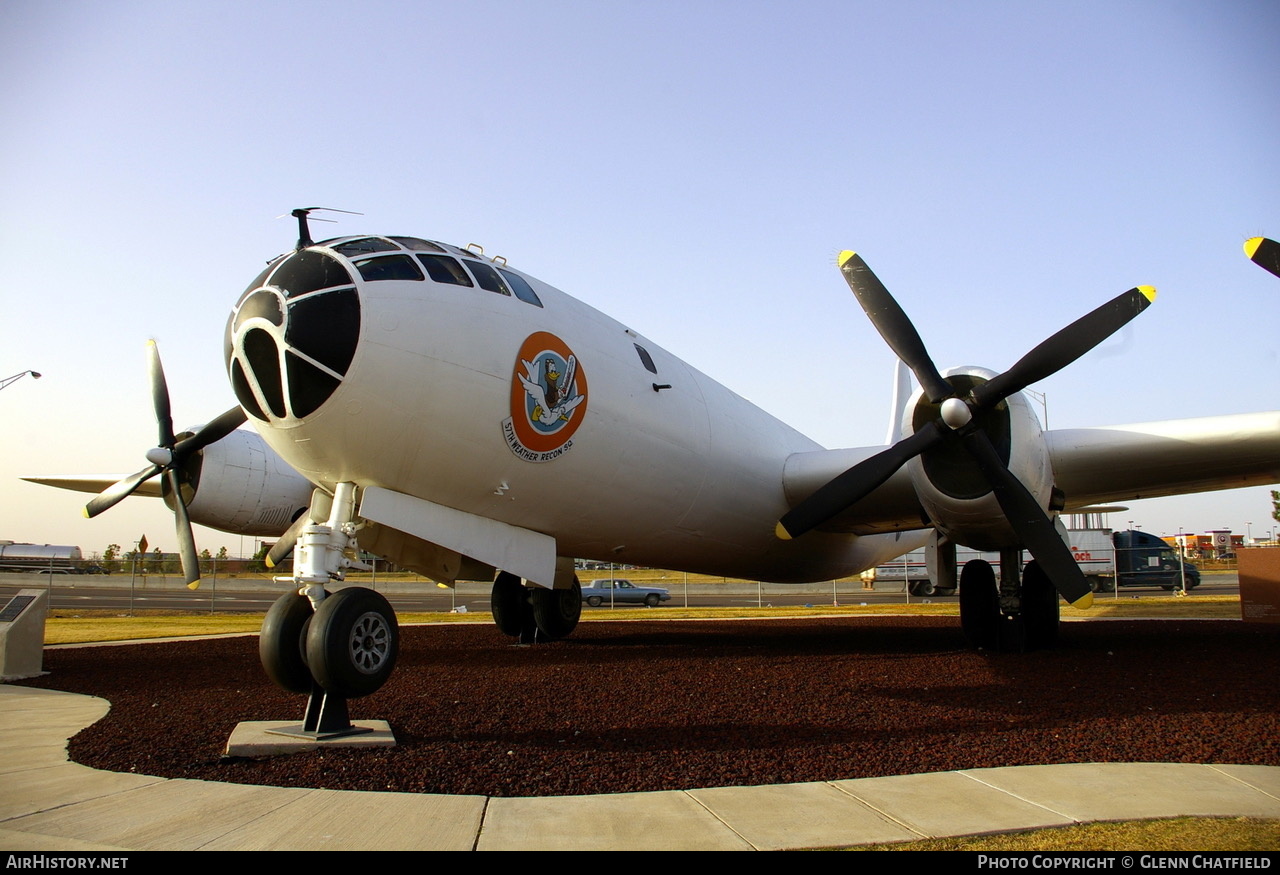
[258,483,399,739]
[959,553,1060,652]
[491,570,581,644]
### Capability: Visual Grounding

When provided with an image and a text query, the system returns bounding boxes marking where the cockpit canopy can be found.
[226,236,543,424]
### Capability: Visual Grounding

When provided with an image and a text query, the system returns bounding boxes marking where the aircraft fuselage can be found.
[226,236,908,582]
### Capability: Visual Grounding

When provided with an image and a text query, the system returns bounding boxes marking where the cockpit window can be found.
[498,268,544,307]
[353,254,424,282]
[332,237,399,256]
[268,250,354,299]
[465,260,510,295]
[416,254,474,286]
[390,236,446,253]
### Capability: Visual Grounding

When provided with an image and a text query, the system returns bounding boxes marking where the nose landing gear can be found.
[258,482,399,739]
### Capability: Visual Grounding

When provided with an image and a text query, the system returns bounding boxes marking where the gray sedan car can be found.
[580,578,670,607]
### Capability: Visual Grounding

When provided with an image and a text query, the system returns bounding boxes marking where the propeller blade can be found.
[960,429,1093,608]
[777,421,946,539]
[84,464,162,518]
[838,251,952,403]
[265,512,310,569]
[167,468,202,590]
[973,286,1156,407]
[172,406,247,458]
[1245,237,1280,279]
[147,341,176,449]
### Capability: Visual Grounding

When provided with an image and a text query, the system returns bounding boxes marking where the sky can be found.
[1,0,1276,560]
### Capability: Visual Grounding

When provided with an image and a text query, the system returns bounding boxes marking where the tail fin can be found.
[884,358,914,444]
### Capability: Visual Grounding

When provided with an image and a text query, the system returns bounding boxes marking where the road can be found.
[0,571,1241,615]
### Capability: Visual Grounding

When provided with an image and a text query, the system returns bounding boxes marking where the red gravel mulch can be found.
[18,616,1280,798]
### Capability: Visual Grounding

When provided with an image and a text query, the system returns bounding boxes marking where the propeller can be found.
[264,512,311,569]
[84,341,246,589]
[1245,237,1280,279]
[777,251,1157,609]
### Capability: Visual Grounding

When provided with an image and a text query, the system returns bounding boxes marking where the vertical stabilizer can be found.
[885,358,913,444]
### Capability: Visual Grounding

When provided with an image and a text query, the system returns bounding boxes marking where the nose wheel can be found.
[259,590,319,694]
[259,586,399,739]
[306,587,399,697]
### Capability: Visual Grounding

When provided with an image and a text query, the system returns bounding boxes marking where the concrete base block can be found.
[226,720,395,757]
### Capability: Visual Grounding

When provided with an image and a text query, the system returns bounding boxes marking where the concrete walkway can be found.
[2,685,1279,850]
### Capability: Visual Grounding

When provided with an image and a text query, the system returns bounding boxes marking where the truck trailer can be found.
[873,528,1199,595]
[0,542,87,574]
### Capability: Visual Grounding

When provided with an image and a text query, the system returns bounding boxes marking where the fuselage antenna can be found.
[284,207,364,251]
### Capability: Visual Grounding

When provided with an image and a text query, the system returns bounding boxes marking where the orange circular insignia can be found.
[504,332,588,461]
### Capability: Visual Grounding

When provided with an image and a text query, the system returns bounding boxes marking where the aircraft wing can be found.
[1046,412,1280,508]
[784,411,1280,535]
[781,448,928,535]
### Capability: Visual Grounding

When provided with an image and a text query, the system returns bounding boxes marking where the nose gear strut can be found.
[260,481,399,740]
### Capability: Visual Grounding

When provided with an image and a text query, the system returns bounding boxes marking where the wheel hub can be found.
[347,611,391,674]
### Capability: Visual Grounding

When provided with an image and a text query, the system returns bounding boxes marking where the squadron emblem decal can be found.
[504,331,588,462]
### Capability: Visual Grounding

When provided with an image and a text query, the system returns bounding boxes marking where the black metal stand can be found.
[266,682,374,741]
[518,601,540,644]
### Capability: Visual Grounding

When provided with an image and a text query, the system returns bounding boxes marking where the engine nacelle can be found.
[904,367,1053,552]
[164,428,313,536]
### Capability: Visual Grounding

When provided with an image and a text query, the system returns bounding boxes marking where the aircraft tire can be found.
[531,576,582,639]
[491,572,527,637]
[260,591,317,694]
[1021,560,1060,651]
[306,587,398,698]
[959,559,999,649]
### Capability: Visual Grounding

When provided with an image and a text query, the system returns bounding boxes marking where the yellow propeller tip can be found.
[1137,285,1157,304]
[1069,591,1094,610]
[187,580,201,591]
[774,522,793,540]
[1244,237,1263,258]
[837,250,858,268]
[264,555,276,569]
[81,508,91,519]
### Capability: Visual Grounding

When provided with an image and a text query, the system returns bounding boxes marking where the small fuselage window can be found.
[634,343,658,374]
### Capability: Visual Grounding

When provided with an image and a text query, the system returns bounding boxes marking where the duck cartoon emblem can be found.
[504,332,588,462]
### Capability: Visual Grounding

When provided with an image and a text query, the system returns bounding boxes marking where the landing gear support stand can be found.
[231,482,398,756]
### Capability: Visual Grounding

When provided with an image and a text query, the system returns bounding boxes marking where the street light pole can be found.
[0,370,41,392]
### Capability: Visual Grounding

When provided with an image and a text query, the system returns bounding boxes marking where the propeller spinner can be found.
[84,341,247,589]
[777,251,1157,609]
